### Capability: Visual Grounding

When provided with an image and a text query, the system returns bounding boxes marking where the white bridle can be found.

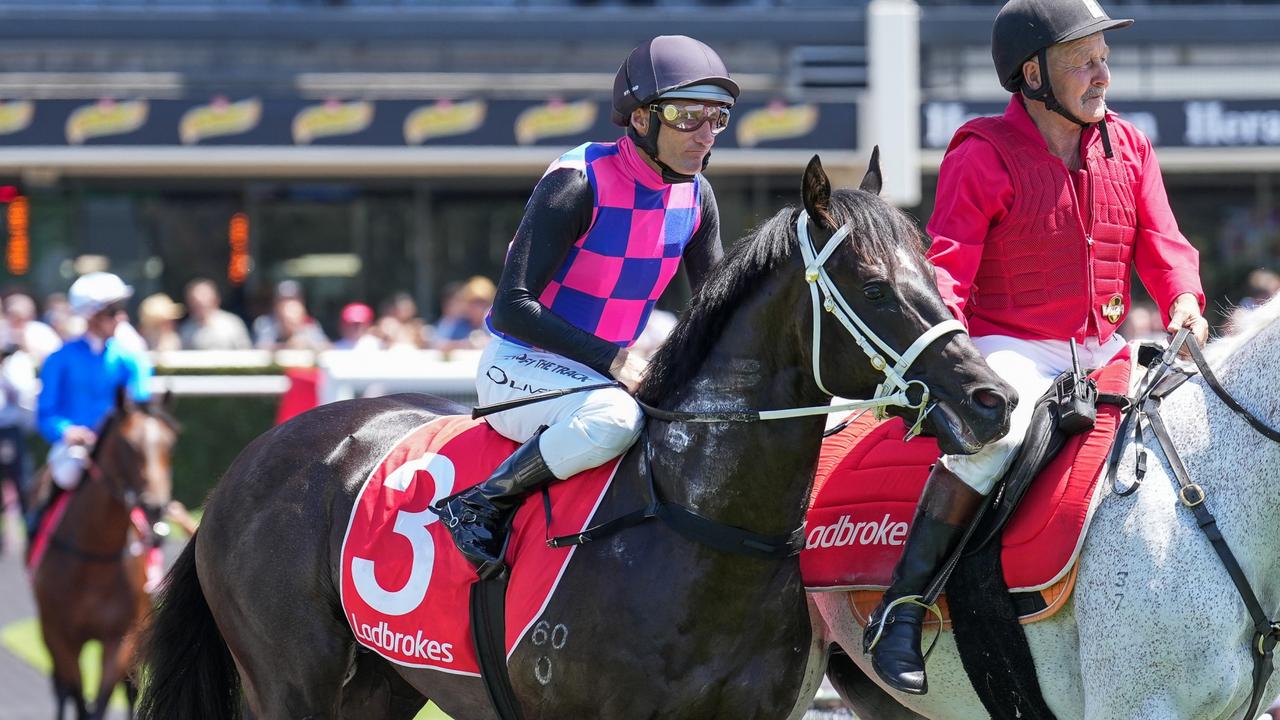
[794,210,967,436]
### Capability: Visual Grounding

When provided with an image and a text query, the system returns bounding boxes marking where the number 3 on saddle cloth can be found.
[339,416,619,675]
[802,346,1133,628]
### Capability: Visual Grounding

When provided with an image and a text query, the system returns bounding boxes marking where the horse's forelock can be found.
[826,189,923,272]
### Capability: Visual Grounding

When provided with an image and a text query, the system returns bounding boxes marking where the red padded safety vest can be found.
[948,116,1136,342]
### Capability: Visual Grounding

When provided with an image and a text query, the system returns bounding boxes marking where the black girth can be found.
[467,413,803,720]
[1110,329,1280,720]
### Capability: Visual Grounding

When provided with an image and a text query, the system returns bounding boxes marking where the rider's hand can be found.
[62,426,97,446]
[1167,293,1209,352]
[609,348,647,393]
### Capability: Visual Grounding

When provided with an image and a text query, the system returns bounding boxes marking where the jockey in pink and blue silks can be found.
[435,35,738,578]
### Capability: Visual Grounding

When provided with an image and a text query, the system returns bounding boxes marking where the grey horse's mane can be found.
[1203,293,1280,368]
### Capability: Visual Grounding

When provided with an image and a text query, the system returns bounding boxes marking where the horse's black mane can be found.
[637,187,923,406]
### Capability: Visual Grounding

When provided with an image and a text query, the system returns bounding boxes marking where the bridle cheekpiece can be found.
[797,210,967,437]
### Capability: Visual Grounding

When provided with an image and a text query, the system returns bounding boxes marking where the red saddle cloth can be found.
[340,415,619,675]
[802,348,1131,597]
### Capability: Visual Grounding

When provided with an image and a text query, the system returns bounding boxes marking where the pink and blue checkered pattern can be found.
[500,136,701,348]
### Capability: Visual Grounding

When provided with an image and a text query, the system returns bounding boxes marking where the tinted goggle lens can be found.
[651,103,731,134]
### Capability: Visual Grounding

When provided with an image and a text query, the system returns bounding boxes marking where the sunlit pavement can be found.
[0,507,65,720]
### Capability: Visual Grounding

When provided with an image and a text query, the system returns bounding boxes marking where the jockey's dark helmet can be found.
[991,0,1131,126]
[611,35,739,183]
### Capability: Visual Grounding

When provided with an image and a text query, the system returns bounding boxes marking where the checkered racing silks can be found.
[497,136,701,348]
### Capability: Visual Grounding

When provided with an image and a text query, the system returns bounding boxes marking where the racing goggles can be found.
[94,301,127,318]
[649,102,731,135]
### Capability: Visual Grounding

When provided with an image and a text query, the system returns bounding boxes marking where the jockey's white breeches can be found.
[476,337,643,480]
[941,334,1127,494]
[48,441,90,490]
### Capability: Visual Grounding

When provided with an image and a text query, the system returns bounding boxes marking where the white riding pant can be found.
[48,442,90,490]
[941,334,1127,495]
[477,337,644,480]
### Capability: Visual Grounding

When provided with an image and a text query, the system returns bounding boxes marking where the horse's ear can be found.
[802,154,833,227]
[116,384,132,411]
[860,145,883,196]
[162,389,175,410]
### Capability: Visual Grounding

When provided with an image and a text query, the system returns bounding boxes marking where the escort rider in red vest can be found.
[863,0,1209,696]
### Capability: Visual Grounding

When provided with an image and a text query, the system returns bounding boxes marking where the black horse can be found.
[138,153,1013,720]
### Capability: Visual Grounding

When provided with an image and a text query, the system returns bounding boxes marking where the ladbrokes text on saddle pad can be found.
[339,415,619,675]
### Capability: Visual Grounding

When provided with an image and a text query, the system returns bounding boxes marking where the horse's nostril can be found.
[973,388,1005,410]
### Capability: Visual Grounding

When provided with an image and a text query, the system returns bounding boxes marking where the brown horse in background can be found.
[30,389,178,720]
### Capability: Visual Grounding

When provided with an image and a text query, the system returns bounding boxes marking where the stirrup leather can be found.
[864,594,945,659]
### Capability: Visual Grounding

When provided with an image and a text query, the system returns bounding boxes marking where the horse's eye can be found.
[863,282,888,303]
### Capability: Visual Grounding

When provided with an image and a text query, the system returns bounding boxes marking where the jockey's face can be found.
[631,101,728,177]
[87,303,125,339]
[1026,33,1111,124]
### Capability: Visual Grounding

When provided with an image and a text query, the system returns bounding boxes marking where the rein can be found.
[470,213,968,560]
[467,210,968,720]
[45,414,160,562]
[529,212,962,561]
[1111,328,1280,720]
[46,461,153,562]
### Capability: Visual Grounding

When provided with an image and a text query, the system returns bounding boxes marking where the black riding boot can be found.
[434,429,556,579]
[863,463,985,695]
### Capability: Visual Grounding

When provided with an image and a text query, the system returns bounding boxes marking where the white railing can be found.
[145,349,481,405]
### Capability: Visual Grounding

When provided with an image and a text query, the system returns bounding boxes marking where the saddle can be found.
[803,344,1136,622]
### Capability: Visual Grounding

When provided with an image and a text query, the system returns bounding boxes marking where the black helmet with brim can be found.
[612,35,739,127]
[992,0,1132,93]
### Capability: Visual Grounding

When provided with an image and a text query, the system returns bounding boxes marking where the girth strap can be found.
[469,574,526,720]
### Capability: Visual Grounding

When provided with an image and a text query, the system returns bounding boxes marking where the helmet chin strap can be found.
[1020,48,1114,158]
[627,114,707,184]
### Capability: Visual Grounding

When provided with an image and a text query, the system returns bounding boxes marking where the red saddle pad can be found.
[340,415,619,675]
[803,347,1131,594]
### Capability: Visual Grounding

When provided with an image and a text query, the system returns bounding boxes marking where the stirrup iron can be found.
[865,594,945,659]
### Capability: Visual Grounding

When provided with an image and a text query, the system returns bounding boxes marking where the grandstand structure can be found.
[0,0,1275,330]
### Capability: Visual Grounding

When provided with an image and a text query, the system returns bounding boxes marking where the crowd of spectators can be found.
[0,274,502,364]
[6,261,1280,367]
[6,261,1280,369]
[0,273,501,543]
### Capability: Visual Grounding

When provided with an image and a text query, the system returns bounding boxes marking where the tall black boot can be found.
[433,429,556,579]
[862,463,985,695]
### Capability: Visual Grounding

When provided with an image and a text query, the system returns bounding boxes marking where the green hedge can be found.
[27,391,281,509]
[168,394,279,507]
